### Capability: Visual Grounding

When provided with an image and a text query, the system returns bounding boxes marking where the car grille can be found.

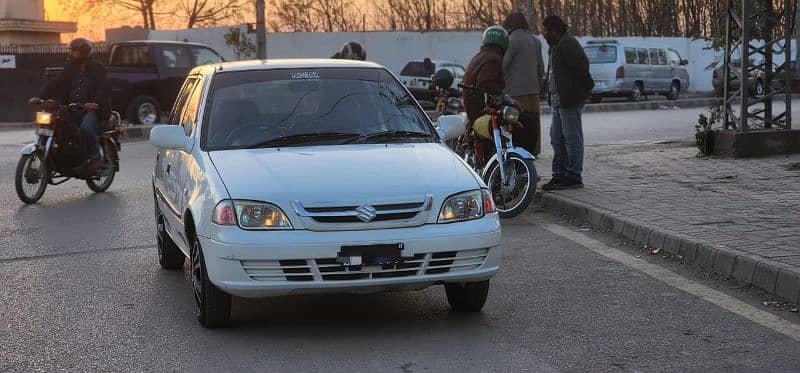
[240,248,489,282]
[290,196,433,231]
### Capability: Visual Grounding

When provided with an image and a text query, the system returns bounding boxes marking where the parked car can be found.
[399,59,466,107]
[149,59,503,327]
[583,40,690,102]
[712,57,800,97]
[45,40,223,125]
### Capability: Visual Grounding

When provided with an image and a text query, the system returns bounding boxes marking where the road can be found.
[2,115,800,371]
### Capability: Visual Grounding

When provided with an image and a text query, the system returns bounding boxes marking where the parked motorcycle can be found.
[15,100,122,204]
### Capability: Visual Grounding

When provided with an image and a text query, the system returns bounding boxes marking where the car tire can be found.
[629,82,644,102]
[666,81,680,100]
[127,95,160,125]
[445,280,490,312]
[191,238,231,328]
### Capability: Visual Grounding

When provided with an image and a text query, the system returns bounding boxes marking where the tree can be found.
[271,0,361,32]
[224,26,256,59]
[180,0,246,29]
[61,0,158,29]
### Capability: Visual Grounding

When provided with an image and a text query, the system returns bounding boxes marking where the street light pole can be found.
[255,0,267,59]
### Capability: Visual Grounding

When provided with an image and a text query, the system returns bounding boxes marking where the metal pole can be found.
[723,0,732,129]
[740,0,752,132]
[255,0,267,59]
[788,0,794,129]
[765,0,774,129]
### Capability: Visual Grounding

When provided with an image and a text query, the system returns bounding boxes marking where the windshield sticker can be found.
[291,71,320,80]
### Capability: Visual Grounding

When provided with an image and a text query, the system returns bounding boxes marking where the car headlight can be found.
[213,200,292,230]
[36,112,52,125]
[502,106,520,123]
[438,189,495,223]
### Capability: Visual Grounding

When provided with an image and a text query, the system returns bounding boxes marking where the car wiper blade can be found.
[345,130,433,144]
[246,132,360,148]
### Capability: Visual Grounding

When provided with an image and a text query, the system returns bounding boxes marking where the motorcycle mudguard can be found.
[480,147,536,180]
[20,143,40,155]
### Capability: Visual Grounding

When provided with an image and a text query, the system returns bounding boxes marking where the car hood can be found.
[208,143,481,206]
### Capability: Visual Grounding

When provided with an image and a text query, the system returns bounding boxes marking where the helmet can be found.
[431,68,454,90]
[69,38,93,61]
[338,42,366,61]
[482,26,509,53]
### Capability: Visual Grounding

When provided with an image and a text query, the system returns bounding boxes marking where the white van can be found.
[584,40,690,102]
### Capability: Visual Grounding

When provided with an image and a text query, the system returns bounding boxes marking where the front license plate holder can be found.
[338,243,404,266]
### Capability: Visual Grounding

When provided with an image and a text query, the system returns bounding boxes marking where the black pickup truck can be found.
[45,41,222,125]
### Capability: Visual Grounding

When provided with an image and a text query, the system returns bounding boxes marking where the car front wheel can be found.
[191,238,231,328]
[445,280,490,312]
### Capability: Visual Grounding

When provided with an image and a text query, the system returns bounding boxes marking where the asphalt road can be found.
[2,125,800,371]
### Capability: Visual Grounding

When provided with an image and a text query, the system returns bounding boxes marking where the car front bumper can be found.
[198,216,503,298]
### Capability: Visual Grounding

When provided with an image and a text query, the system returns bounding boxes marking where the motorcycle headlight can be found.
[35,112,52,125]
[502,106,520,123]
[438,190,493,223]
[213,200,292,230]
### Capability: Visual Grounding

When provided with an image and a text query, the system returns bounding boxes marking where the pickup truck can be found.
[45,40,223,125]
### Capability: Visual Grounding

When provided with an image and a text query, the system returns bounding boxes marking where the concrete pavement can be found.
[537,142,800,305]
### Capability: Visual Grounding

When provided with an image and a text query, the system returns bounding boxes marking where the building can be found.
[0,0,76,44]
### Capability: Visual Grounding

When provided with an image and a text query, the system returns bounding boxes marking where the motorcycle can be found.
[15,99,122,204]
[436,79,537,218]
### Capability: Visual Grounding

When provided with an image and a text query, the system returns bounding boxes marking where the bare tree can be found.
[61,0,158,29]
[271,0,361,32]
[180,0,246,29]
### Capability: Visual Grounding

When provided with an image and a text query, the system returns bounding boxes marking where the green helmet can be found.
[482,26,509,52]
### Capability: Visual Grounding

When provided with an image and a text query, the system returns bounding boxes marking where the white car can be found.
[150,59,502,327]
[399,59,466,89]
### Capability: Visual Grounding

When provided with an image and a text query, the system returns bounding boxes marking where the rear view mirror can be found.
[150,125,191,151]
[437,115,465,141]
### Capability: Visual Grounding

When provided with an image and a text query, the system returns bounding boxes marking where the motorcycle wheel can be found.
[15,152,48,204]
[86,142,117,193]
[484,154,537,218]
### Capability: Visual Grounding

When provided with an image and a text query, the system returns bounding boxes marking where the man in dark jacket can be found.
[462,26,508,126]
[541,16,594,190]
[31,38,110,169]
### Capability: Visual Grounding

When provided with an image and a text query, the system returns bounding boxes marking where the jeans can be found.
[73,111,100,159]
[550,105,584,183]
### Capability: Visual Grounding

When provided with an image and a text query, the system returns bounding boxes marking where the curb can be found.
[540,97,721,115]
[537,191,800,304]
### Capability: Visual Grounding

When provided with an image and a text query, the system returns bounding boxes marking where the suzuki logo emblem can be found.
[355,204,378,222]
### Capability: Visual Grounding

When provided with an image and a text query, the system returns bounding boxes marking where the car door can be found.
[155,44,193,112]
[667,49,689,89]
[156,76,199,242]
[170,75,206,248]
[648,48,666,91]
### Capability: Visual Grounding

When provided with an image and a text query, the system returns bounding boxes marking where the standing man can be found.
[541,15,593,190]
[502,12,544,154]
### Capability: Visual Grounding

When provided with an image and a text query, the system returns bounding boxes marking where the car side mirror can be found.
[681,59,689,66]
[437,115,465,141]
[150,125,191,151]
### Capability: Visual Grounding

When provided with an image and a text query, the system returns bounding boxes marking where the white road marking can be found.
[522,215,800,342]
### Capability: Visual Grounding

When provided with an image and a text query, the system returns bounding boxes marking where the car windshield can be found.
[202,68,434,150]
[585,45,617,64]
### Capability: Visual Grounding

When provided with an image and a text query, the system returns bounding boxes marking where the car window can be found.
[400,62,436,77]
[161,46,192,69]
[169,77,199,125]
[667,49,682,65]
[180,78,204,136]
[584,45,617,64]
[636,48,650,65]
[657,49,668,65]
[110,46,151,66]
[648,49,661,65]
[191,47,221,66]
[203,68,434,150]
[625,48,637,64]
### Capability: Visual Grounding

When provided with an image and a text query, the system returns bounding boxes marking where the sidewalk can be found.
[537,142,800,303]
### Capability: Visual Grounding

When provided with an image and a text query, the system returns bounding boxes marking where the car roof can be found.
[115,40,215,48]
[192,58,385,75]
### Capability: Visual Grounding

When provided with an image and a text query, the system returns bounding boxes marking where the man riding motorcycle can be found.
[29,38,110,170]
[461,26,508,162]
[331,41,367,61]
